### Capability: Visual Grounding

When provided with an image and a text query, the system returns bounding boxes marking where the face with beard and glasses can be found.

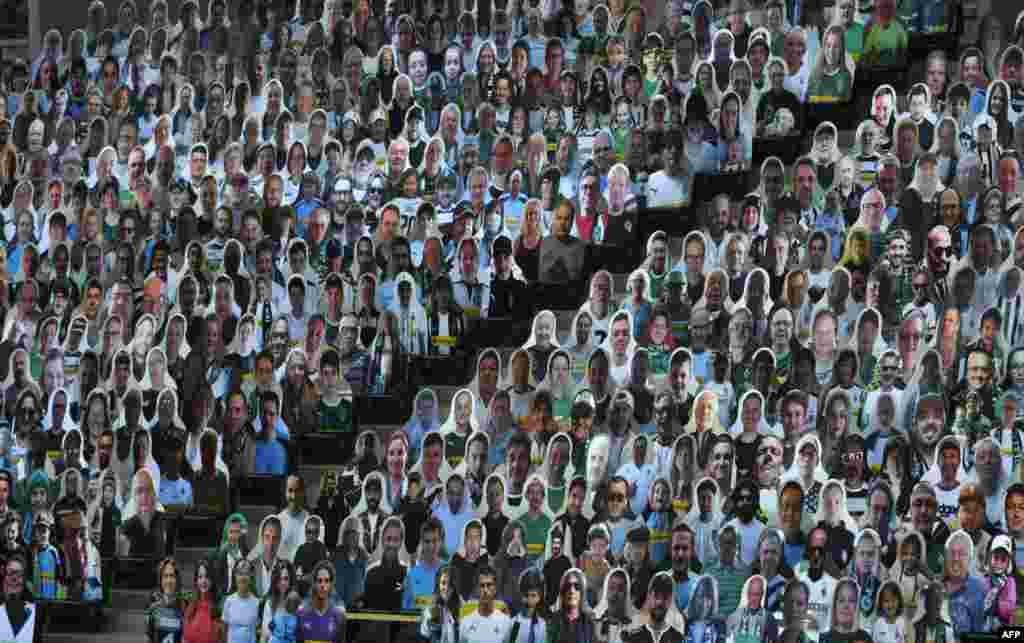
[733,485,757,524]
[927,227,954,276]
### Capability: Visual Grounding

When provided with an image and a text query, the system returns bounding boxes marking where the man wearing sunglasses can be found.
[604,476,640,558]
[925,224,954,304]
[724,480,765,568]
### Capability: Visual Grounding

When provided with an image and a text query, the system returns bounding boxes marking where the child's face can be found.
[880,588,900,617]
[992,549,1011,574]
[526,589,542,609]
[31,488,47,509]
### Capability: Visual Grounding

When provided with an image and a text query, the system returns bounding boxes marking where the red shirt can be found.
[183,596,220,643]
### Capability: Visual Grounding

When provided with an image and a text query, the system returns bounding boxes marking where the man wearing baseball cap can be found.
[368,108,389,159]
[489,235,527,317]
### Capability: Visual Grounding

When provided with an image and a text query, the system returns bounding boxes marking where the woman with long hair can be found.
[584,66,613,118]
[547,568,595,643]
[222,558,259,642]
[146,557,187,643]
[365,311,409,396]
[514,199,543,283]
[986,79,1015,149]
[808,25,853,102]
[182,558,222,643]
[259,559,296,643]
[420,564,462,643]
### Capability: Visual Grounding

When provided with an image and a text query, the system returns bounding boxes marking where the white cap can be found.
[992,534,1013,556]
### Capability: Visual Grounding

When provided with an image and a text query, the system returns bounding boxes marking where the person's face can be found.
[709,442,733,482]
[999,488,1024,541]
[481,474,506,513]
[160,563,178,596]
[928,230,953,274]
[967,351,993,390]
[783,32,805,68]
[780,485,804,531]
[963,54,983,86]
[772,308,793,347]
[897,125,918,160]
[134,473,155,514]
[945,538,970,580]
[832,583,857,628]
[756,438,783,486]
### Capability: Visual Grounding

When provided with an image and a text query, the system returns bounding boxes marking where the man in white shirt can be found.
[796,534,838,633]
[462,567,513,643]
[783,29,810,103]
[276,475,310,562]
[722,480,766,567]
[647,132,692,210]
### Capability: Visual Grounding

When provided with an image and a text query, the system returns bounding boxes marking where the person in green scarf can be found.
[211,512,249,596]
[19,471,52,545]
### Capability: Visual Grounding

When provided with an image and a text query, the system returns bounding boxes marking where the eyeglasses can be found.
[936,246,955,257]
[564,582,581,591]
[609,493,625,502]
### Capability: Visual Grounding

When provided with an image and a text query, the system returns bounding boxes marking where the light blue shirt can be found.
[159,477,193,507]
[254,439,288,475]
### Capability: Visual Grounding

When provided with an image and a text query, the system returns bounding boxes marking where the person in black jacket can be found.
[363,515,408,610]
[756,59,802,138]
[490,235,529,318]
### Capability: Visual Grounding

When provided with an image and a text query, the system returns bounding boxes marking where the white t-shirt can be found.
[871,617,907,643]
[797,572,837,633]
[808,269,832,292]
[436,313,451,356]
[934,483,962,527]
[646,171,691,209]
[224,594,260,643]
[723,518,765,568]
[277,508,309,562]
[462,609,513,643]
